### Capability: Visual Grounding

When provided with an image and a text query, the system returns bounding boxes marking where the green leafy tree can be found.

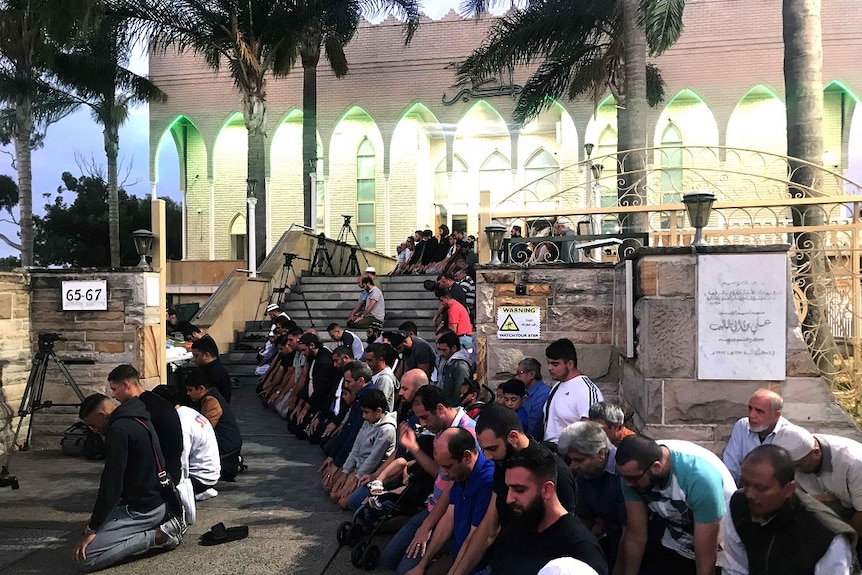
[0,0,99,266]
[0,172,19,250]
[34,172,181,267]
[459,0,684,230]
[53,14,167,267]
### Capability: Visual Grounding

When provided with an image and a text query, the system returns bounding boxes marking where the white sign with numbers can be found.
[62,280,108,311]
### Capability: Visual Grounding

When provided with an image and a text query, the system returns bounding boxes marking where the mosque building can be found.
[148,0,862,260]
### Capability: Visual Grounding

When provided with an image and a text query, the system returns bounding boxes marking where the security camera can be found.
[196,208,202,214]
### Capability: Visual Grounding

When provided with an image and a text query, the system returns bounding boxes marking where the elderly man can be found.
[773,423,862,551]
[74,394,183,571]
[515,357,550,436]
[404,427,495,575]
[490,445,608,575]
[559,421,626,571]
[588,402,636,446]
[722,388,790,485]
[723,444,858,575]
[615,435,736,575]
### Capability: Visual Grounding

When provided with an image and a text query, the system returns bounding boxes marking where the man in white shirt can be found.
[722,388,790,485]
[542,338,603,447]
[723,444,857,575]
[365,342,397,410]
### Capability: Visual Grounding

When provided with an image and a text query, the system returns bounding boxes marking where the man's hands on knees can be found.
[72,529,96,562]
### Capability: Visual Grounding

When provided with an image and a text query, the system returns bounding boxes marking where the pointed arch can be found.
[824,81,859,183]
[727,85,786,155]
[585,95,618,156]
[654,88,719,148]
[227,213,247,260]
[209,112,249,259]
[524,148,560,201]
[270,108,323,235]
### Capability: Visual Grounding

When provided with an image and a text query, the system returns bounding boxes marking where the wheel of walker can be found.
[347,523,364,547]
[362,544,380,571]
[336,521,352,545]
[351,542,367,567]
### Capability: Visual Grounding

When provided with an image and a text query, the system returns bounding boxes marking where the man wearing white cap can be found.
[365,266,382,289]
[773,423,862,551]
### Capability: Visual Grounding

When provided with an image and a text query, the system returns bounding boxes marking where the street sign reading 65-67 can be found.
[62,280,108,311]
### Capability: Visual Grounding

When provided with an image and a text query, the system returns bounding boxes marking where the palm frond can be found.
[324,35,349,78]
[638,0,685,56]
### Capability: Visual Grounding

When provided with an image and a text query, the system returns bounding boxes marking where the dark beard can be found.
[510,494,545,531]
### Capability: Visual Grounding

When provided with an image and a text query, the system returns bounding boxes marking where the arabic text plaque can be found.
[697,253,787,380]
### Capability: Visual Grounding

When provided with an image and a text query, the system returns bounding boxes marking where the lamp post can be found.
[131,229,154,270]
[246,178,258,277]
[682,190,716,247]
[484,222,507,265]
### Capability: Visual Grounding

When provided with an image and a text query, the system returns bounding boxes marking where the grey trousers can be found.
[77,503,166,572]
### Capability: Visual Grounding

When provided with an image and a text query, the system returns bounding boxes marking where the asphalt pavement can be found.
[0,380,389,575]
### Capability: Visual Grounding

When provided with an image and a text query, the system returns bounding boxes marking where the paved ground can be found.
[0,381,393,575]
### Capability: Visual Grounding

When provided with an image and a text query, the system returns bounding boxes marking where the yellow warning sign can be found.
[496,306,541,339]
[499,314,519,331]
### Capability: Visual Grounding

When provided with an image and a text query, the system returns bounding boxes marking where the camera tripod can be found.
[335,215,369,276]
[2,333,94,489]
[271,252,314,327]
[310,233,335,276]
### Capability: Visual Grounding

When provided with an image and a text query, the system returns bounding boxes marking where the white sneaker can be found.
[158,516,184,549]
[195,488,218,501]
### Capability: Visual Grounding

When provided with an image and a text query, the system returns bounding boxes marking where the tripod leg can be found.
[20,354,48,451]
[52,353,86,402]
[347,225,371,269]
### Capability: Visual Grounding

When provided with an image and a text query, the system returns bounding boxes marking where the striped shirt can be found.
[543,375,603,444]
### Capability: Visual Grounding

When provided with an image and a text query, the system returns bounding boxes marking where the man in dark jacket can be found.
[73,394,183,571]
[186,372,243,482]
[108,364,184,484]
[191,336,232,403]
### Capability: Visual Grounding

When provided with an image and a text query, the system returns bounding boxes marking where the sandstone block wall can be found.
[621,247,862,453]
[0,272,30,456]
[475,264,617,394]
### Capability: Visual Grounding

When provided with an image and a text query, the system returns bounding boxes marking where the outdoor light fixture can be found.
[246,178,258,198]
[682,190,716,247]
[246,178,259,277]
[484,222,507,265]
[132,229,155,270]
[591,163,604,180]
[584,143,594,159]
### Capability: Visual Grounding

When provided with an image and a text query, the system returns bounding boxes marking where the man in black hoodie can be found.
[73,393,183,571]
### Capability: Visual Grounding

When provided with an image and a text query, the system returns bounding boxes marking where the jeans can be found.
[76,503,166,572]
[348,484,370,512]
[382,507,430,571]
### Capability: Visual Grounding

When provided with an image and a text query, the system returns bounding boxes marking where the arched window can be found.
[229,214,246,260]
[525,149,559,203]
[480,151,511,206]
[660,123,684,229]
[597,126,618,208]
[356,138,376,248]
[434,155,468,205]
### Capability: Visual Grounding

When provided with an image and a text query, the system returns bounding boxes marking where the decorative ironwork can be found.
[491,146,862,419]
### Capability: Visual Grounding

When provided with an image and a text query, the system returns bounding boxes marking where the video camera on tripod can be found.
[37,332,66,351]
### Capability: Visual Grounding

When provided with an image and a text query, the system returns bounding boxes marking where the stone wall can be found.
[0,272,30,456]
[621,247,862,453]
[26,270,159,448]
[476,264,618,392]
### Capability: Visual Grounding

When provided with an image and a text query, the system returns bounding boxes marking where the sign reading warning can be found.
[496,306,541,339]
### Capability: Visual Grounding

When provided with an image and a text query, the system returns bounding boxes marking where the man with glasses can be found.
[514,358,550,437]
[614,435,736,575]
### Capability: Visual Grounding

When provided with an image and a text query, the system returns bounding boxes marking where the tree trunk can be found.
[104,122,120,267]
[618,0,648,232]
[14,94,34,267]
[243,84,268,265]
[302,32,322,231]
[784,0,837,379]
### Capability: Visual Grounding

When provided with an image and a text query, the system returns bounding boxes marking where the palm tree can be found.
[53,15,167,267]
[458,0,687,231]
[295,0,419,229]
[783,0,836,378]
[0,0,98,266]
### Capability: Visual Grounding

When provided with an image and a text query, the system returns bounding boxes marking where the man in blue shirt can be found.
[722,388,789,486]
[405,427,494,575]
[514,358,549,436]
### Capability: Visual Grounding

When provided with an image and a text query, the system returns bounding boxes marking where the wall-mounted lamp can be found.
[132,229,155,270]
[584,143,594,159]
[682,190,716,247]
[246,178,258,199]
[484,222,507,265]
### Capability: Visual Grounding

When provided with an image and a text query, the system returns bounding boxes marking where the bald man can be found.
[722,389,790,486]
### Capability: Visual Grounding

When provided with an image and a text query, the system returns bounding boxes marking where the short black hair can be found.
[359,388,388,412]
[107,364,140,384]
[327,322,341,332]
[615,435,661,471]
[744,444,796,486]
[299,333,320,347]
[332,345,352,359]
[185,370,212,390]
[361,276,374,287]
[505,443,558,485]
[167,308,177,315]
[398,321,419,336]
[275,316,295,329]
[500,378,526,397]
[287,326,304,337]
[275,334,289,346]
[414,384,447,411]
[437,331,460,349]
[475,402,523,437]
[151,384,180,405]
[444,427,477,461]
[79,393,109,419]
[545,338,578,365]
[191,336,219,358]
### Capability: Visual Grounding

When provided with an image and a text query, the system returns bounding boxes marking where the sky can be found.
[1,0,860,258]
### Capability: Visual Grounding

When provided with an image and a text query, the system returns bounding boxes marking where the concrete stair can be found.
[223,274,440,375]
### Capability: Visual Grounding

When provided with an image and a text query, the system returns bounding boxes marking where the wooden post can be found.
[153,199,167,384]
[479,189,491,264]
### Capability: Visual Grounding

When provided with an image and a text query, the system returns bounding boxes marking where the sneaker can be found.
[195,488,219,502]
[158,516,184,549]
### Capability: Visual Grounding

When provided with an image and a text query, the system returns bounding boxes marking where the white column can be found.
[208,178,215,260]
[181,188,187,260]
[310,171,317,232]
[384,175,391,255]
[247,196,258,277]
[151,181,157,201]
[265,176,272,254]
